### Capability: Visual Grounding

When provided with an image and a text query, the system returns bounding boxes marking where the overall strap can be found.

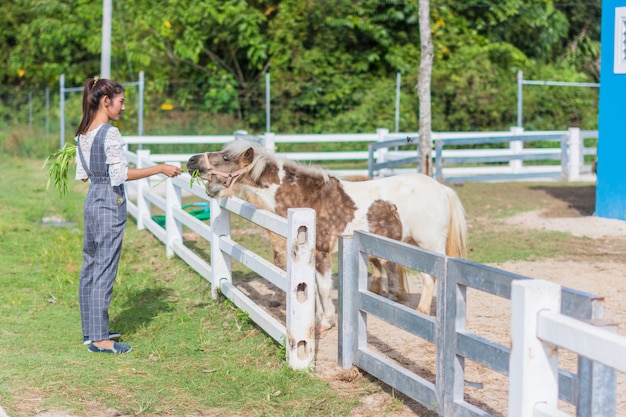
[77,124,113,183]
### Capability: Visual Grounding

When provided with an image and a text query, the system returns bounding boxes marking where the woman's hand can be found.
[161,164,182,178]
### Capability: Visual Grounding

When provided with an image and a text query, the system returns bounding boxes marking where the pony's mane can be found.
[223,140,330,183]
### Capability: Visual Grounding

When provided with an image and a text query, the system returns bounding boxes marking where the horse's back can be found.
[340,173,452,251]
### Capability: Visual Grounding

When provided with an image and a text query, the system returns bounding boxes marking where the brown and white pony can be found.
[187,141,468,330]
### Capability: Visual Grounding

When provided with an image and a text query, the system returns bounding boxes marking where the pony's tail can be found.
[445,187,468,258]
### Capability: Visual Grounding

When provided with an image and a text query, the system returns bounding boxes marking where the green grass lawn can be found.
[0,155,356,416]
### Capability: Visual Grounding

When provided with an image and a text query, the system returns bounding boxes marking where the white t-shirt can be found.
[75,124,128,186]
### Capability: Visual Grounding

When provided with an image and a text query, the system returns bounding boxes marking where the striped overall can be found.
[77,124,127,342]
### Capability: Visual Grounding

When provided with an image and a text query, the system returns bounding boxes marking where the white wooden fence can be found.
[509,279,626,417]
[125,149,316,370]
[123,127,597,182]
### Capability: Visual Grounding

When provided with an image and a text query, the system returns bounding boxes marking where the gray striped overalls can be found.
[77,124,127,342]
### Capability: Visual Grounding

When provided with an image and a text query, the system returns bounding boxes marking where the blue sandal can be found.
[88,342,132,354]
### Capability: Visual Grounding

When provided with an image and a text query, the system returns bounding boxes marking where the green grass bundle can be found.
[189,169,202,188]
[43,143,76,198]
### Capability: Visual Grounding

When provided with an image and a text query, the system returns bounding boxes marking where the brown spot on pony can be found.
[187,141,468,331]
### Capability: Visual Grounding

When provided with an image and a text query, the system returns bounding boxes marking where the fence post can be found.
[566,127,582,182]
[59,74,65,148]
[376,128,390,176]
[263,131,276,153]
[209,198,232,299]
[509,279,561,417]
[509,126,524,174]
[135,149,151,230]
[285,208,316,370]
[165,164,182,258]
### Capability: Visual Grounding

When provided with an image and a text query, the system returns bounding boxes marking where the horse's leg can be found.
[368,256,383,295]
[417,273,435,315]
[385,263,407,302]
[315,251,336,331]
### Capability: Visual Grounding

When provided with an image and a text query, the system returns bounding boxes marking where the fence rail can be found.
[123,128,597,182]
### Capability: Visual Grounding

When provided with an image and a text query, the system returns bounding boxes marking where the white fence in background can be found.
[125,149,316,370]
[123,127,597,182]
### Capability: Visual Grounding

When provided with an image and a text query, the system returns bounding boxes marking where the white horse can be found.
[187,141,468,330]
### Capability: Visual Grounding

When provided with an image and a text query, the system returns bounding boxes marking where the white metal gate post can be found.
[338,233,369,369]
[165,165,182,258]
[135,149,151,230]
[285,208,316,370]
[509,279,561,417]
[338,235,358,369]
[209,198,232,299]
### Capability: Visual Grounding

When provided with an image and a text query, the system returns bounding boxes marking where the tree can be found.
[417,0,433,175]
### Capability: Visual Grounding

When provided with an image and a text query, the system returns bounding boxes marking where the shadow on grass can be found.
[530,184,596,216]
[113,287,175,336]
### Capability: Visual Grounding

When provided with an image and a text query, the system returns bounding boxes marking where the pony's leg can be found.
[417,273,435,315]
[368,256,383,295]
[315,251,336,331]
[385,262,407,302]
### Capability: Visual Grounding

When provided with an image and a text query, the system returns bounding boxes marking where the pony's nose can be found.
[188,155,199,168]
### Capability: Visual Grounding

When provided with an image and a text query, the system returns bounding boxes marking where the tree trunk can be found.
[417,0,434,176]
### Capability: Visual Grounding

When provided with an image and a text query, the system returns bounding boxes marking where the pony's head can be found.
[187,140,274,198]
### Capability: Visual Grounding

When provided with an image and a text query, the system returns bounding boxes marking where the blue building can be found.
[597,1,626,220]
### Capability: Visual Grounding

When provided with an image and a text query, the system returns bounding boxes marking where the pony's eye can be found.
[222,155,230,162]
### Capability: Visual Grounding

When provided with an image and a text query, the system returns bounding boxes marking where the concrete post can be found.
[566,127,582,181]
[209,198,232,299]
[285,208,316,370]
[135,150,151,230]
[165,163,182,258]
[509,279,561,417]
[509,126,524,174]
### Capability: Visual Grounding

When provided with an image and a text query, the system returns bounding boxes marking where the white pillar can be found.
[567,127,582,181]
[509,126,524,174]
[285,208,316,370]
[165,162,182,258]
[135,150,151,230]
[263,131,276,153]
[209,198,232,299]
[376,128,390,176]
[509,279,561,417]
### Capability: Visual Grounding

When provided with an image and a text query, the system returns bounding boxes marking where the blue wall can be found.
[597,0,626,220]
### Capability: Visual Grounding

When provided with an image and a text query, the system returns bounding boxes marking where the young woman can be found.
[75,77,181,354]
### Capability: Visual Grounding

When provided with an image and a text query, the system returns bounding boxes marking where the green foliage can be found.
[0,0,601,140]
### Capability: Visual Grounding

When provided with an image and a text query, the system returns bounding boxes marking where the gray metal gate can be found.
[338,231,613,416]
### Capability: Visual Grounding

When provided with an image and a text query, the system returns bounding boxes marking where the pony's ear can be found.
[242,148,254,166]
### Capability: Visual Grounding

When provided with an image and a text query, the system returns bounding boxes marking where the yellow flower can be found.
[18,69,25,77]
[164,20,171,29]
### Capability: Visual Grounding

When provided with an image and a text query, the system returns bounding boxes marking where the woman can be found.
[75,77,181,354]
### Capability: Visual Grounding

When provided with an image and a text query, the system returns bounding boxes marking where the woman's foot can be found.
[88,340,132,354]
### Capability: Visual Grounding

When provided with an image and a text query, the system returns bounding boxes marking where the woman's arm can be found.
[126,164,182,181]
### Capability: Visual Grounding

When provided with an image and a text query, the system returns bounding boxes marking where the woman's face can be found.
[104,93,125,121]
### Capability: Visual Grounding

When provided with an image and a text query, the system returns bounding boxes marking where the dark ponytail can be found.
[75,77,124,137]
